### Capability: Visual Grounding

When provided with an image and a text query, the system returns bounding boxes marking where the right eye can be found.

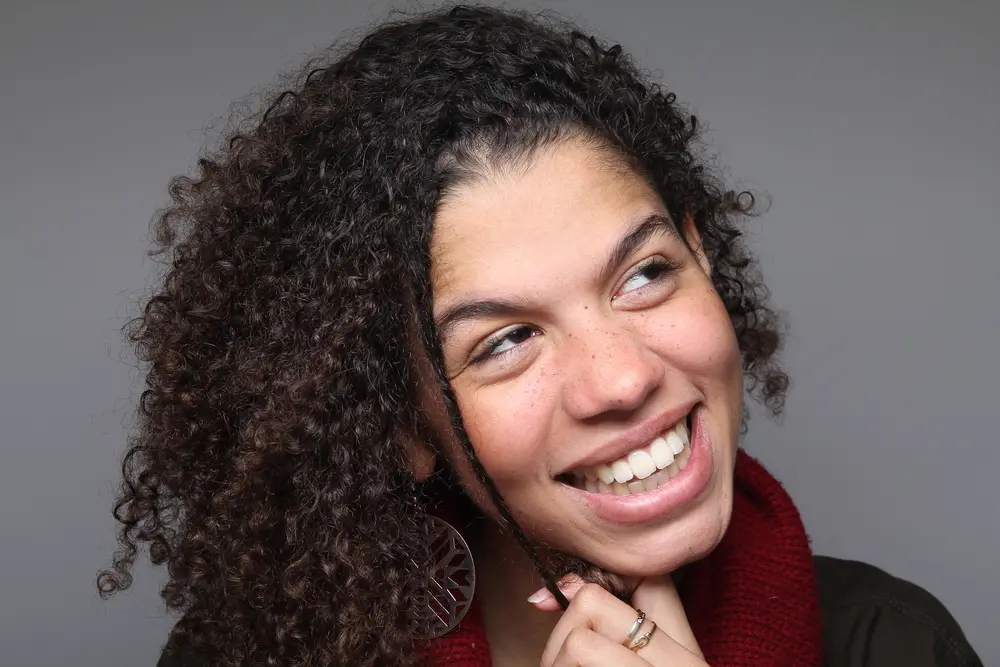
[471,325,540,365]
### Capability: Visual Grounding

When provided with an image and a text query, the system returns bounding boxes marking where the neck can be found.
[469,519,560,667]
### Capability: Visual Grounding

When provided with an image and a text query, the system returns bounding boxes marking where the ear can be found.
[404,352,449,483]
[682,214,712,276]
[404,427,438,482]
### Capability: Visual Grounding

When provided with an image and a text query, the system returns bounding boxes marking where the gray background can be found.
[2,0,997,665]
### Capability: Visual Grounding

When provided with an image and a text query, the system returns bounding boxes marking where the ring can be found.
[621,609,646,647]
[629,620,658,652]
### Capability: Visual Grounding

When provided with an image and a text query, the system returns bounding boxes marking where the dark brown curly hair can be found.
[99,5,788,666]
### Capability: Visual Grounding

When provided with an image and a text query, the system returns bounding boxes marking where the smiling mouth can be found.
[557,413,694,496]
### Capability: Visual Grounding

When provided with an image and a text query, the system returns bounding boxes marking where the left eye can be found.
[617,259,676,296]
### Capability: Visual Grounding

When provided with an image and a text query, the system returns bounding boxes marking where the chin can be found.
[590,498,734,577]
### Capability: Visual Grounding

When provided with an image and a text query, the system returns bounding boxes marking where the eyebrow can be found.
[597,213,679,286]
[435,296,533,343]
[434,212,679,342]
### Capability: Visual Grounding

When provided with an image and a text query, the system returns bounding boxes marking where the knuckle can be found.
[564,626,597,655]
[572,582,607,611]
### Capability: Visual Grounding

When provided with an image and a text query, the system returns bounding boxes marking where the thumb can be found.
[630,574,704,658]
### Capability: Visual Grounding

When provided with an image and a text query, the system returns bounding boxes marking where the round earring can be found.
[413,516,477,637]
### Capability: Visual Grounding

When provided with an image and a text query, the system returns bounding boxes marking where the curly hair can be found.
[99,5,788,667]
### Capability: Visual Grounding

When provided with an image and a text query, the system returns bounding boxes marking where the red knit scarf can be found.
[422,451,824,666]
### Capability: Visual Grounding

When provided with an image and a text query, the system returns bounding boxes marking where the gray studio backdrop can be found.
[2,1,997,665]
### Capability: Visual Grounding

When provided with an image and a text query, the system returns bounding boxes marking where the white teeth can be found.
[649,437,674,468]
[677,419,689,443]
[627,451,657,479]
[568,415,695,495]
[596,464,616,485]
[573,445,691,496]
[642,475,659,492]
[611,460,633,484]
[678,447,691,468]
[571,443,691,495]
[665,431,685,455]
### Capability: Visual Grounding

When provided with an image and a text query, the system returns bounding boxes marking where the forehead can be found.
[431,140,664,302]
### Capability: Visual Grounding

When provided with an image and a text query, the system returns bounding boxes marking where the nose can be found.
[561,323,664,421]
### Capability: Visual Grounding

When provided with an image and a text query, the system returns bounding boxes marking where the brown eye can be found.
[472,326,539,364]
[615,258,678,298]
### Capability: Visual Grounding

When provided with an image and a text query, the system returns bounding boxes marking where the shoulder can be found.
[814,555,982,667]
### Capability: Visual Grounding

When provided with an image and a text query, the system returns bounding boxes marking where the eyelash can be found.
[469,257,680,366]
[471,325,538,365]
[615,257,679,299]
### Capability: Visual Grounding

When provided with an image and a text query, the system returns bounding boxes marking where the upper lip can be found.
[556,401,697,476]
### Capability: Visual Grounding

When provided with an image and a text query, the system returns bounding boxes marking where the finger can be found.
[539,582,700,667]
[541,584,636,667]
[550,627,649,667]
[527,574,586,612]
[631,575,703,658]
[530,574,703,656]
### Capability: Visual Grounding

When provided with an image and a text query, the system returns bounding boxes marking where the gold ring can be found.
[629,620,657,652]
[621,609,646,647]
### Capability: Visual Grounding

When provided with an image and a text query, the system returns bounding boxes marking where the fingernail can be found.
[527,588,552,604]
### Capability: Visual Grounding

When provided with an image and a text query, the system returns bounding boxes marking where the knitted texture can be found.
[422,450,823,666]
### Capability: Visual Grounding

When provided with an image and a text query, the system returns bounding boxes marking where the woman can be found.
[99,6,982,667]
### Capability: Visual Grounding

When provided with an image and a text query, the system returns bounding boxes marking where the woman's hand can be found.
[528,575,707,667]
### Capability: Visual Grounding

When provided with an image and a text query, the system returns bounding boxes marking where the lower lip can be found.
[563,406,714,525]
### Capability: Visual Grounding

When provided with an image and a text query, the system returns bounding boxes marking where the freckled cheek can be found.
[653,295,741,379]
[454,380,554,489]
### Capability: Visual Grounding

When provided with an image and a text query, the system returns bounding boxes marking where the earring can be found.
[413,515,477,637]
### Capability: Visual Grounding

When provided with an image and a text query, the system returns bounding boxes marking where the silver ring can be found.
[629,620,658,652]
[622,609,646,647]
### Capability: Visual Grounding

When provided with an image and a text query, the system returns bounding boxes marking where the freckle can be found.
[592,354,596,359]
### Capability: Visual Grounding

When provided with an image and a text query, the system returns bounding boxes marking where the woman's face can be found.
[428,138,744,576]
